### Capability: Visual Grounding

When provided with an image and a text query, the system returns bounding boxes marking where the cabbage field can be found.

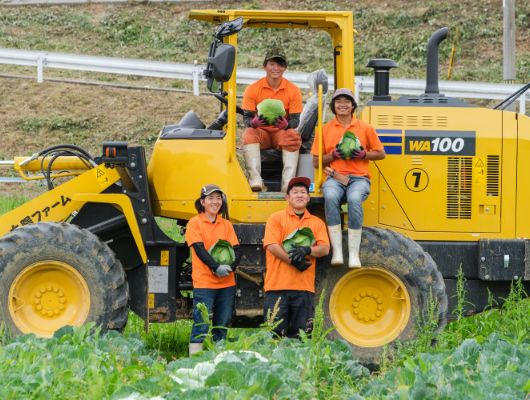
[0,281,529,399]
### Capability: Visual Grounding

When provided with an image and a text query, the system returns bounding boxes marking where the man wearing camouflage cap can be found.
[242,48,303,192]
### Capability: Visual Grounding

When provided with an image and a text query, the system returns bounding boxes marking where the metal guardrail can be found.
[1,48,528,113]
[0,161,24,183]
[1,48,529,183]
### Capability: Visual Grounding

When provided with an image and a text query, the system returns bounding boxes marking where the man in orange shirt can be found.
[311,88,386,268]
[242,48,303,192]
[263,177,330,338]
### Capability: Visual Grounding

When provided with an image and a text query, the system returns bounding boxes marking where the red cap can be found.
[287,176,311,193]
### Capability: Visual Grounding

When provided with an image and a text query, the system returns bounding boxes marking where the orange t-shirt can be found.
[242,77,303,117]
[185,213,239,289]
[311,115,383,177]
[263,207,329,293]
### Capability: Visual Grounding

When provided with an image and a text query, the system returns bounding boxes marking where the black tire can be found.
[0,222,129,336]
[316,227,448,367]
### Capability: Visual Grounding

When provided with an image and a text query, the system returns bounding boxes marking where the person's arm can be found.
[243,109,255,128]
[266,243,292,264]
[287,112,300,129]
[191,242,220,272]
[309,243,330,258]
[365,149,386,160]
[313,153,336,168]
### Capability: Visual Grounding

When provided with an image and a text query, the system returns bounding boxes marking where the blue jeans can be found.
[190,286,236,343]
[322,176,371,229]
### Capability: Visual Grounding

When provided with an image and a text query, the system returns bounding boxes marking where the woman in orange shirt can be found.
[185,184,241,356]
[311,88,386,268]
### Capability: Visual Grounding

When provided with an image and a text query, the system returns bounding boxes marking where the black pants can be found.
[263,290,314,338]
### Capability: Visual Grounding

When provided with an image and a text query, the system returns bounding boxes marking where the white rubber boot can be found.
[348,228,362,268]
[189,342,203,356]
[281,150,299,192]
[327,225,344,266]
[243,143,263,192]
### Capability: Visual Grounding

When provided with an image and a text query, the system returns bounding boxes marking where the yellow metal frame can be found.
[0,164,147,262]
[13,156,91,181]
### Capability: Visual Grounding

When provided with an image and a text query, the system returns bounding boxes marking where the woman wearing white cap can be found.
[311,88,386,268]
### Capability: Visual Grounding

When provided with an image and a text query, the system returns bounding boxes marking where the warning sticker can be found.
[95,167,109,187]
[474,158,485,184]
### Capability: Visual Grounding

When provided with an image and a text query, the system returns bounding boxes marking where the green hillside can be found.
[0,0,529,159]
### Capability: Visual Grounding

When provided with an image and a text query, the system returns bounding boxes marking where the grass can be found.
[0,1,528,81]
[124,312,192,360]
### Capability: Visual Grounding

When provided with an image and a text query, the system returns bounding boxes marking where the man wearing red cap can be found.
[311,88,385,268]
[242,48,303,192]
[262,176,330,338]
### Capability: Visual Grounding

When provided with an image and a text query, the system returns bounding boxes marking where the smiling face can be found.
[333,96,354,117]
[285,185,310,213]
[200,192,223,218]
[264,60,287,80]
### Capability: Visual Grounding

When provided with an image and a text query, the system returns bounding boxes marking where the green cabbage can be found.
[208,239,235,265]
[257,99,286,125]
[282,227,316,253]
[337,131,361,158]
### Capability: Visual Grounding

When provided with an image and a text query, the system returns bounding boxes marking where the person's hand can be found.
[250,115,266,128]
[290,257,312,272]
[273,116,289,130]
[288,245,311,263]
[351,146,367,160]
[215,264,233,277]
[332,144,346,160]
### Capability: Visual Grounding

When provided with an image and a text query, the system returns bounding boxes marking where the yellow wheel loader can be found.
[1,10,529,366]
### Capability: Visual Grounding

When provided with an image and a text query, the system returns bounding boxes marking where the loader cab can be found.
[192,10,355,193]
[148,10,355,223]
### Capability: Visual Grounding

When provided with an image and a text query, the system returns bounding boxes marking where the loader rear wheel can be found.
[0,222,129,337]
[317,227,447,368]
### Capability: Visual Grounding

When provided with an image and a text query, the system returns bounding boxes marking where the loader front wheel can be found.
[0,223,129,337]
[317,227,447,368]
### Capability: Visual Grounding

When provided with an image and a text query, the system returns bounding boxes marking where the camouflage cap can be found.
[264,47,287,66]
[201,184,224,197]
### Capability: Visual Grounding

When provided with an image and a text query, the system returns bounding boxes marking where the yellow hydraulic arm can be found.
[0,162,147,262]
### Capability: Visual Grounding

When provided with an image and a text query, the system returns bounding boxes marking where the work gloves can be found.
[332,144,366,160]
[288,245,312,272]
[332,144,346,160]
[350,146,367,160]
[250,115,266,128]
[215,264,233,277]
[273,116,289,130]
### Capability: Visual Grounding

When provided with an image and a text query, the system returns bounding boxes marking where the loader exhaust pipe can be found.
[425,27,449,95]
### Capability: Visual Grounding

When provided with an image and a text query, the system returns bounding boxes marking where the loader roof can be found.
[189,9,354,31]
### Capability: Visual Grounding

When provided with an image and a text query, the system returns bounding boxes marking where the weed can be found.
[0,196,27,215]
[124,312,191,359]
[16,116,94,134]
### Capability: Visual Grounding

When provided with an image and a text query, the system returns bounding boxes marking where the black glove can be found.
[288,245,311,263]
[291,257,312,272]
